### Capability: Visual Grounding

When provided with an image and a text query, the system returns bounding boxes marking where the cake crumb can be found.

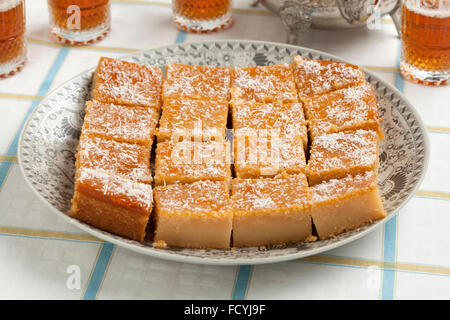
[305,235,318,242]
[153,240,167,249]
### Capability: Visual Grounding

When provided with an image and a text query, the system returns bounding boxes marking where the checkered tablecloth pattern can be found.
[0,0,449,300]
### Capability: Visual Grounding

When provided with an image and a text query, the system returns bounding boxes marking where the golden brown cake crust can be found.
[162,63,231,102]
[233,131,307,178]
[157,98,228,142]
[71,168,153,242]
[304,82,383,139]
[231,173,310,214]
[231,64,298,103]
[307,129,379,185]
[92,57,163,109]
[76,134,152,184]
[232,100,308,147]
[154,140,231,186]
[83,101,159,147]
[293,56,365,100]
[154,180,232,217]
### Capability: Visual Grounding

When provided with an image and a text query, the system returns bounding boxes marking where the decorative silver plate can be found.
[18,40,429,265]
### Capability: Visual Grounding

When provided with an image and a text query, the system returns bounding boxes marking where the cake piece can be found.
[293,56,365,100]
[304,82,383,140]
[310,171,386,239]
[231,64,298,103]
[162,63,231,102]
[307,130,379,186]
[76,134,152,184]
[234,129,307,178]
[153,180,233,249]
[70,168,153,242]
[157,98,228,142]
[82,101,159,148]
[154,140,231,186]
[231,173,313,247]
[232,101,308,147]
[92,57,163,110]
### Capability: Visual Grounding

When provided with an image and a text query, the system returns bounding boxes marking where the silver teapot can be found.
[253,0,402,43]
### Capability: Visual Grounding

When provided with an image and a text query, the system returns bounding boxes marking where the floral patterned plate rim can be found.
[17,40,429,265]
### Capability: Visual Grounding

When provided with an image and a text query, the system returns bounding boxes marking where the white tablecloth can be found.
[0,0,449,300]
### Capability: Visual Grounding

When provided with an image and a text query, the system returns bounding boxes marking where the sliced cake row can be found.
[153,172,385,249]
[71,57,163,242]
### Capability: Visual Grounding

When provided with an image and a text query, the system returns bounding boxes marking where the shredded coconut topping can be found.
[158,99,228,139]
[78,135,152,183]
[305,82,378,123]
[163,63,231,101]
[294,56,364,98]
[234,131,306,175]
[94,57,162,108]
[311,171,376,203]
[231,64,297,103]
[84,101,158,145]
[155,180,231,213]
[232,174,309,212]
[305,82,381,137]
[308,129,378,171]
[77,168,153,212]
[233,101,307,143]
[155,140,231,181]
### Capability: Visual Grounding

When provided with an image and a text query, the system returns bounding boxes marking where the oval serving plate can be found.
[18,40,429,265]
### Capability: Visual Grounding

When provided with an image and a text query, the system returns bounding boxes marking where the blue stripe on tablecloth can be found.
[0,48,69,190]
[381,40,404,300]
[175,30,187,44]
[232,265,252,300]
[394,53,405,92]
[381,219,397,299]
[83,243,115,300]
[0,162,12,190]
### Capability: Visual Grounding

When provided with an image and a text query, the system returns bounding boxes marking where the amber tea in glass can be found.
[172,0,233,33]
[0,0,26,78]
[47,0,111,45]
[400,0,450,86]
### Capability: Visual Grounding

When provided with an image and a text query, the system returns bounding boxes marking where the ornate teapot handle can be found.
[336,0,401,36]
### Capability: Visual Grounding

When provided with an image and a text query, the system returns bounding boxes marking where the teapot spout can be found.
[388,0,402,37]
